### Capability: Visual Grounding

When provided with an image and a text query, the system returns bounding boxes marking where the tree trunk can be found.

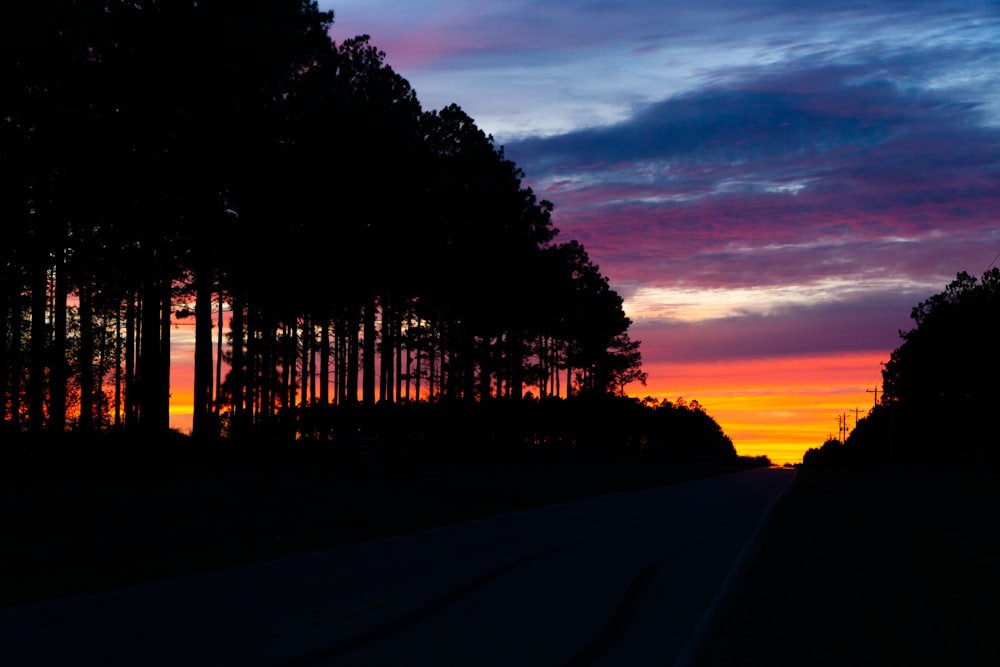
[395,312,403,403]
[426,324,435,402]
[124,289,137,429]
[363,296,376,406]
[97,309,111,428]
[49,250,68,433]
[404,326,412,402]
[280,324,295,413]
[308,321,317,407]
[0,268,16,426]
[138,255,171,435]
[192,266,214,439]
[28,245,48,433]
[509,331,523,401]
[259,316,275,426]
[478,336,491,401]
[78,281,94,432]
[380,296,394,404]
[230,289,247,436]
[8,282,23,430]
[320,319,330,407]
[335,318,346,404]
[139,265,159,434]
[215,289,224,418]
[414,332,422,402]
[348,311,359,404]
[114,302,122,427]
[333,317,350,405]
[319,318,330,438]
[438,322,447,400]
[300,317,310,409]
[158,272,172,432]
[462,329,475,401]
[552,348,562,398]
[245,304,257,426]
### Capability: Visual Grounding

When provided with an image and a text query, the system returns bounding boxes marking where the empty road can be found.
[1,467,794,666]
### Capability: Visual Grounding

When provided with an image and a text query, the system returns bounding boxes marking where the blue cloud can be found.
[507,51,997,174]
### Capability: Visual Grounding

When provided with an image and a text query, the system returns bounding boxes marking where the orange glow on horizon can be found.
[169,341,888,465]
[625,350,888,465]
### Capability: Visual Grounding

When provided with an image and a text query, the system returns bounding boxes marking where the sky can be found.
[171,1,1000,464]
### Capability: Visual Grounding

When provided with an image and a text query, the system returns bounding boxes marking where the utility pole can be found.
[853,406,861,428]
[866,386,880,409]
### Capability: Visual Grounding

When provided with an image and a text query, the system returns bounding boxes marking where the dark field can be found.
[697,464,1000,666]
[0,437,757,610]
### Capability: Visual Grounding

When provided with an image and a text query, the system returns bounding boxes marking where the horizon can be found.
[166,330,889,465]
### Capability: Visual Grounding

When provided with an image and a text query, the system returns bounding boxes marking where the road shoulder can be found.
[694,464,1000,666]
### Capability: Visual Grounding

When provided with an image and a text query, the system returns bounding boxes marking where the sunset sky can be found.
[171,2,1000,464]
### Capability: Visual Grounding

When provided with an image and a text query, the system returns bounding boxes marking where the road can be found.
[0,467,793,666]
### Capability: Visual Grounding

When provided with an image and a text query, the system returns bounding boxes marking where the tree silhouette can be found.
[536,241,642,396]
[813,268,1000,465]
[1,3,660,452]
[878,268,1000,457]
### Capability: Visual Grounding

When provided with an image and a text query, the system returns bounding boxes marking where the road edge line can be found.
[671,469,796,667]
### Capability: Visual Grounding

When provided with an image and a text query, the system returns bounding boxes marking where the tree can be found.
[537,241,638,396]
[877,269,1000,456]
[607,333,647,396]
[802,438,846,466]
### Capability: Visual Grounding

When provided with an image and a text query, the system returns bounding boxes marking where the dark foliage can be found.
[878,269,1000,458]
[805,269,1000,465]
[802,438,846,467]
[291,395,737,466]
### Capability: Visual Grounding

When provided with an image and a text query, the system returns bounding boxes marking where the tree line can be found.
[1,1,649,442]
[804,268,1000,465]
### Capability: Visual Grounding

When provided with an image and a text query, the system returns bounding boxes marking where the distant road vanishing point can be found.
[1,467,793,666]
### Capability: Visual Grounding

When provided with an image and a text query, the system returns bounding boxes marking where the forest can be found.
[0,1,675,447]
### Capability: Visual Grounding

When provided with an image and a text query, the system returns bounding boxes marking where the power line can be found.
[986,250,1000,273]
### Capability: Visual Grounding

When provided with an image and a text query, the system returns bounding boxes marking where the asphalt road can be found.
[0,467,793,666]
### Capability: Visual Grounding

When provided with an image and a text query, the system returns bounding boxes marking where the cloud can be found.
[326,1,999,142]
[504,45,1000,307]
[509,57,998,170]
[631,291,920,364]
[325,0,1000,368]
[329,1,996,70]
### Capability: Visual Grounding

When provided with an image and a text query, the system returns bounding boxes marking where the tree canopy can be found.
[878,268,1000,457]
[807,268,1000,464]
